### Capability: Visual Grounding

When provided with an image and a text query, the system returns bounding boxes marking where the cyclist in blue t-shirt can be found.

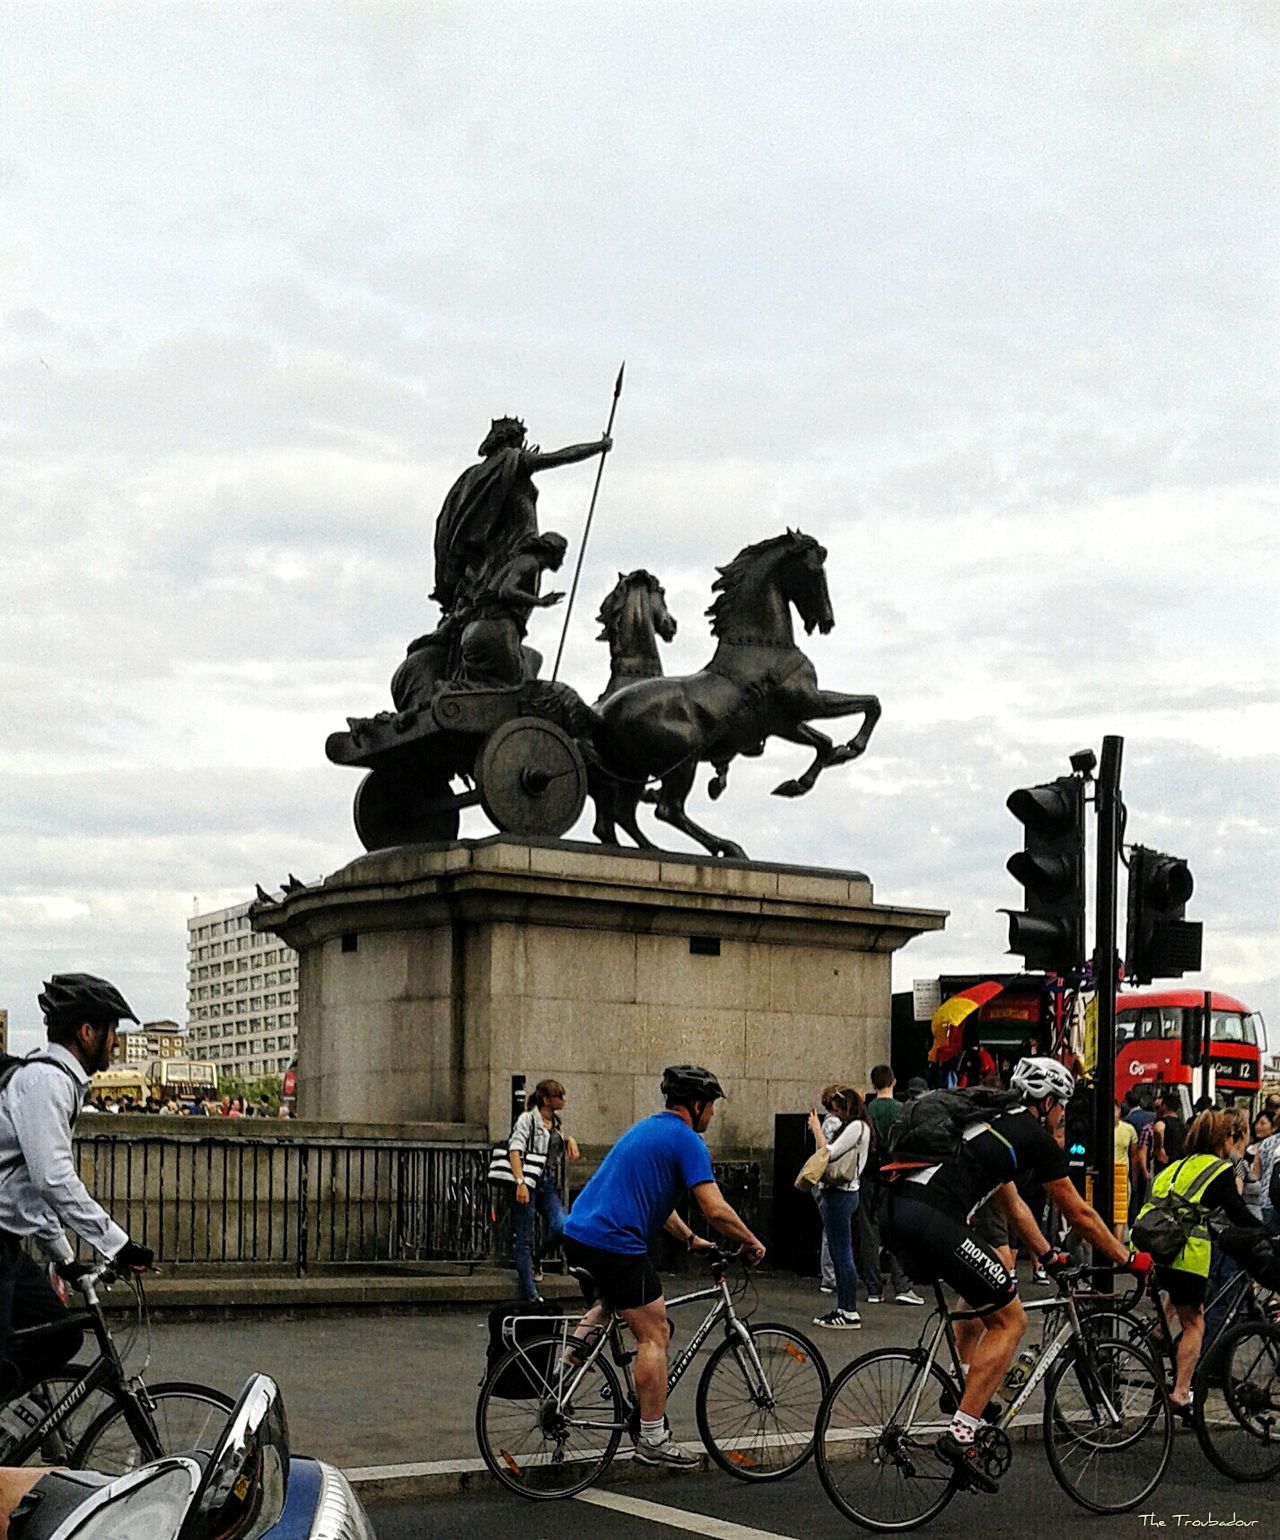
[563,1065,766,1468]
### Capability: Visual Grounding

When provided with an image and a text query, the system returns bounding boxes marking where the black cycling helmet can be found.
[660,1065,726,1106]
[38,973,138,1028]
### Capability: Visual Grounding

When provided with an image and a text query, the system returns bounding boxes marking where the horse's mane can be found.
[597,569,660,640]
[706,530,819,637]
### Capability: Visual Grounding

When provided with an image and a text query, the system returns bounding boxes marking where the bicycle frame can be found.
[1107,1265,1275,1388]
[502,1258,768,1421]
[1,1270,160,1465]
[906,1278,1131,1433]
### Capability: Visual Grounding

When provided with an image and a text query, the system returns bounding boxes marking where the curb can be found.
[345,1443,717,1501]
[103,1272,583,1316]
[344,1416,1046,1502]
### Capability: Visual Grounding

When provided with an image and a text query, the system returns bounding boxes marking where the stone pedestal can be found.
[253,838,945,1152]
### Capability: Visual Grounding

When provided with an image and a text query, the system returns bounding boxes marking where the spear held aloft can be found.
[551,361,625,682]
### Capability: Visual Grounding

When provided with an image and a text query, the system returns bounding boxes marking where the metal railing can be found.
[72,1123,495,1277]
[69,1124,763,1279]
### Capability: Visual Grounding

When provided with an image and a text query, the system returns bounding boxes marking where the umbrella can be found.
[929,981,1005,1064]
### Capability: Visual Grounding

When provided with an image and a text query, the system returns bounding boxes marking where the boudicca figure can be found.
[432,416,611,616]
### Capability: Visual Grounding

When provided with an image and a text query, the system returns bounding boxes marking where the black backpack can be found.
[885,1087,1020,1168]
[0,1053,80,1099]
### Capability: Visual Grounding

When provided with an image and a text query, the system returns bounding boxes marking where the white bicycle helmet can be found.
[1010,1056,1076,1105]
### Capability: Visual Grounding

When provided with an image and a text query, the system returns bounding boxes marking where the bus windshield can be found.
[1211,1010,1256,1046]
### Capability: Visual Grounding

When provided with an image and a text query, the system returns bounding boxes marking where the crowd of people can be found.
[81,1091,291,1118]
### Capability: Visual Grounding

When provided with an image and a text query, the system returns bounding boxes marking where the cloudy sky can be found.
[2,4,1275,1054]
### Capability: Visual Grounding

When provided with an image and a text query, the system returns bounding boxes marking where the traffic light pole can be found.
[1199,990,1213,1106]
[1093,735,1123,1242]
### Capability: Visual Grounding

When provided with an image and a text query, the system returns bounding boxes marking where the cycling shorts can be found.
[885,1191,1017,1310]
[1154,1264,1207,1309]
[563,1235,662,1311]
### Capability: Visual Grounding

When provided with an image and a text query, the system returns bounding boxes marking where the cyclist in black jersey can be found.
[884,1057,1153,1491]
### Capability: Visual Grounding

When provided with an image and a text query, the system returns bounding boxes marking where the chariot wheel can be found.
[475,717,587,838]
[353,768,461,851]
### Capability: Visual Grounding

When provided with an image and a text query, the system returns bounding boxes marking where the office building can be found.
[111,1020,187,1066]
[186,900,298,1080]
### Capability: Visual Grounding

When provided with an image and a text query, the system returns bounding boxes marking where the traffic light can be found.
[1001,775,1087,974]
[1125,846,1202,986]
[1063,1081,1094,1192]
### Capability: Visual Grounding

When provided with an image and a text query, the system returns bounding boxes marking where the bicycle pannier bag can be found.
[1131,1157,1228,1264]
[484,1299,563,1398]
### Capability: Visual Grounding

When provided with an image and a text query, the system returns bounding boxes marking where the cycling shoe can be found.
[935,1431,999,1494]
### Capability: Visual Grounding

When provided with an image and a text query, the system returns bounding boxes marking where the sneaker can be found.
[864,1294,882,1304]
[895,1290,925,1306]
[934,1430,998,1493]
[1031,1266,1049,1285]
[633,1436,700,1469]
[819,1284,834,1294]
[814,1309,862,1329]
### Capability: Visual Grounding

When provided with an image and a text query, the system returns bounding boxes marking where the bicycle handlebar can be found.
[1054,1263,1143,1308]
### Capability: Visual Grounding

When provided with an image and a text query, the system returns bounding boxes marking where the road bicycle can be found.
[814,1265,1171,1531]
[475,1245,829,1499]
[0,1262,233,1474]
[1079,1233,1280,1483]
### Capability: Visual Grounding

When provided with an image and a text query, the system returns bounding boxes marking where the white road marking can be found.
[574,1487,802,1539]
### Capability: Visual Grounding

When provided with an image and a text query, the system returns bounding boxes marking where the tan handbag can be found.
[794,1148,831,1192]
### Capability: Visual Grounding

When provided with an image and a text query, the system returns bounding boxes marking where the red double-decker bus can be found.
[1115,988,1266,1112]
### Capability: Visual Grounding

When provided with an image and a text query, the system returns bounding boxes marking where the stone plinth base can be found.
[253,838,945,1150]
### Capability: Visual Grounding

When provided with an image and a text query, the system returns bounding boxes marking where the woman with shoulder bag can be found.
[509,1078,580,1301]
[808,1086,871,1330]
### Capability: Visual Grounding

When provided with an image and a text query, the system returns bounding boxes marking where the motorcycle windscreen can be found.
[49,1459,202,1540]
[176,1374,288,1540]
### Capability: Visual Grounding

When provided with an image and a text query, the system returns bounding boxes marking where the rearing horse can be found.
[593,531,880,860]
[590,569,677,849]
[594,569,677,701]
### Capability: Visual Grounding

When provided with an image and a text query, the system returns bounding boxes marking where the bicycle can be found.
[1077,1238,1280,1482]
[475,1245,829,1499]
[1195,1316,1280,1481]
[814,1265,1171,1531]
[0,1262,233,1474]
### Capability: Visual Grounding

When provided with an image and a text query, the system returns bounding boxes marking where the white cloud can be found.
[1,4,1276,1051]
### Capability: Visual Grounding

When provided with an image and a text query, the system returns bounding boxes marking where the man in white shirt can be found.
[0,974,154,1398]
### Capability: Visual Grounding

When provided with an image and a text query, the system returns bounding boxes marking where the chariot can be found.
[325,684,589,852]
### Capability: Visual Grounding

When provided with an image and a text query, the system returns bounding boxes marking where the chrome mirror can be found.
[176,1373,289,1540]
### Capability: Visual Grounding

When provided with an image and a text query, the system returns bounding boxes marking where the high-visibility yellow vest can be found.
[1137,1153,1231,1276]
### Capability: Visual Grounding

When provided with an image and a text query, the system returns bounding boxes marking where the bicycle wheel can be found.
[72,1381,235,1475]
[475,1335,625,1500]
[1192,1320,1280,1482]
[1042,1338,1170,1513]
[695,1323,828,1481]
[814,1349,961,1532]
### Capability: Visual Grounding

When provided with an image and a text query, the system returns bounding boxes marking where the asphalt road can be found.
[365,1440,1274,1539]
[123,1270,915,1466]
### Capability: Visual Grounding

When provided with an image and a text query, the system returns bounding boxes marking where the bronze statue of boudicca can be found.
[325,389,880,857]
